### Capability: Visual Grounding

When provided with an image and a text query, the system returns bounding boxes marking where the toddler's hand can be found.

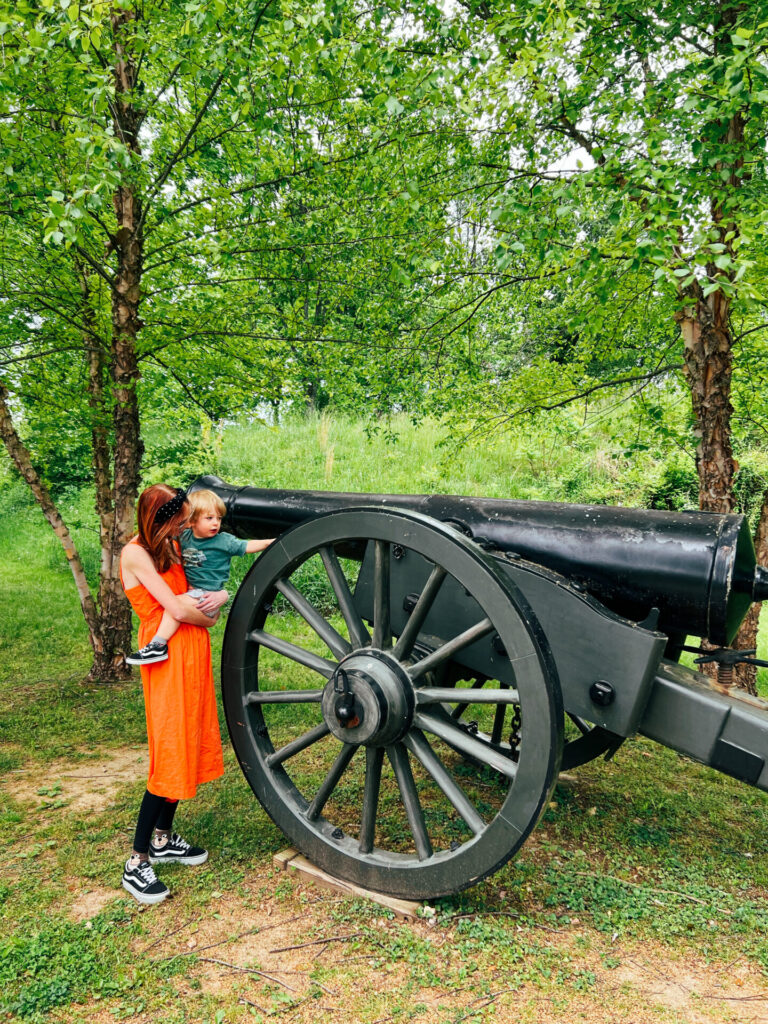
[197,589,228,613]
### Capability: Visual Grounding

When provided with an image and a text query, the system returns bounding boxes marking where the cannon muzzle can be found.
[191,475,764,645]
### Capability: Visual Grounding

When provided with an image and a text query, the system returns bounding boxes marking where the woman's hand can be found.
[196,589,228,614]
[174,592,219,625]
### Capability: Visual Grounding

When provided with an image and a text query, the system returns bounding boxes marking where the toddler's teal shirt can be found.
[180,529,248,591]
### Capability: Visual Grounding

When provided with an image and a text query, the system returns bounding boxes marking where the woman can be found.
[120,484,228,905]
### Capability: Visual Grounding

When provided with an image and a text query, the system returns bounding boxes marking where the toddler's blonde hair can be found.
[188,488,226,521]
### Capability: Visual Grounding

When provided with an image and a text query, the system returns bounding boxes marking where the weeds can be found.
[0,909,137,1020]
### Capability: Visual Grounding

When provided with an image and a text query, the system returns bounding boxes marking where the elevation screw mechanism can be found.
[589,680,615,707]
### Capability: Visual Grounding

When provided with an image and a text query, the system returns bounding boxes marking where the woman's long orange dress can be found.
[122,549,224,800]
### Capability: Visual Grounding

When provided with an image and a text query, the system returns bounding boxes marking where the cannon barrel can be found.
[191,474,768,645]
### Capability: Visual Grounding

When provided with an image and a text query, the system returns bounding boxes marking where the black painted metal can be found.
[639,660,768,792]
[355,542,667,740]
[191,475,764,644]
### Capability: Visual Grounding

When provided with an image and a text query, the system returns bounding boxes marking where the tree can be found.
[0,0,296,678]
[414,0,768,688]
[0,0,483,678]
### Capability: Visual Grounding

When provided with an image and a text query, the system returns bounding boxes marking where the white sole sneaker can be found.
[125,652,168,665]
[121,876,170,905]
[149,848,208,866]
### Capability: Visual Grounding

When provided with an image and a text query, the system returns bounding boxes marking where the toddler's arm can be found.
[245,538,274,553]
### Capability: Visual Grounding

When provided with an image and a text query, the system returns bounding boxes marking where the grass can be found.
[213,409,665,505]
[1,411,768,1022]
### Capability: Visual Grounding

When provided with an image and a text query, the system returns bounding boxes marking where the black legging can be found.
[133,789,179,855]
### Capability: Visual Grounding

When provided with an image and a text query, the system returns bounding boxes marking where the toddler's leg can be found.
[155,611,181,644]
[125,614,180,666]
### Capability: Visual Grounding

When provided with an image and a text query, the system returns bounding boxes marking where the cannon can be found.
[191,475,768,900]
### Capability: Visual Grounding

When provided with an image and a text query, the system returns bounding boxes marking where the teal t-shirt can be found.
[180,529,248,591]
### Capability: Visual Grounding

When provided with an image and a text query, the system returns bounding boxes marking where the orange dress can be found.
[122,550,224,800]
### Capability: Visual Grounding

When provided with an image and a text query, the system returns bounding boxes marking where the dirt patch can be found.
[124,870,768,1024]
[69,887,119,923]
[142,882,478,1022]
[2,747,147,815]
[610,950,768,1024]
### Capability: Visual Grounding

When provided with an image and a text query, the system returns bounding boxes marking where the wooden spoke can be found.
[245,689,324,705]
[358,746,384,854]
[387,742,433,861]
[403,730,485,836]
[319,545,370,649]
[392,565,447,661]
[306,743,358,821]
[266,722,330,767]
[413,710,518,781]
[490,694,507,746]
[415,687,520,706]
[450,676,488,719]
[372,540,391,649]
[275,577,352,660]
[408,617,494,681]
[247,629,337,679]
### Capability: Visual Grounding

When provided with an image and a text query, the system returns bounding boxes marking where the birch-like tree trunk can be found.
[0,384,100,643]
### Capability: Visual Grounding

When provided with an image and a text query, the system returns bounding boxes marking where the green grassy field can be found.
[1,413,767,1023]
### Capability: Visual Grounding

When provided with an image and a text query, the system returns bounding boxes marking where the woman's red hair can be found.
[136,484,189,573]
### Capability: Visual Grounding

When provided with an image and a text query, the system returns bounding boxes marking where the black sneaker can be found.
[149,832,208,866]
[126,639,168,666]
[122,856,170,905]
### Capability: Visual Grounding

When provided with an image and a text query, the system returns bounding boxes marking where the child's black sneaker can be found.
[149,832,208,866]
[122,856,170,905]
[126,640,168,665]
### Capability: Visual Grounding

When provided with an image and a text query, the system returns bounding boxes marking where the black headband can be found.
[155,488,187,525]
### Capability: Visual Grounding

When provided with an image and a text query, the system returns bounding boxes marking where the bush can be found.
[645,462,698,511]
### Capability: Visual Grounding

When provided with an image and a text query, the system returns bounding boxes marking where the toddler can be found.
[127,489,273,665]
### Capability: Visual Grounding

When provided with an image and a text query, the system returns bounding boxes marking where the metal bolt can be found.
[589,680,615,707]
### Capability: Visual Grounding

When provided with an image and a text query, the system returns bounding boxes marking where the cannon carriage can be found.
[191,475,768,900]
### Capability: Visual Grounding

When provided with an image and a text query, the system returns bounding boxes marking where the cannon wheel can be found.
[222,507,563,900]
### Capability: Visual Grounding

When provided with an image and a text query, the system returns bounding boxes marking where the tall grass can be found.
[213,408,680,506]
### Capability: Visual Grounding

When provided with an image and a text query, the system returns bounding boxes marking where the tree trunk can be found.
[0,383,102,647]
[732,488,768,696]
[86,4,147,682]
[73,265,132,681]
[676,5,746,684]
[676,291,737,685]
[676,291,735,516]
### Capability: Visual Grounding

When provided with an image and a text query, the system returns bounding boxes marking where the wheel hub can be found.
[322,649,414,746]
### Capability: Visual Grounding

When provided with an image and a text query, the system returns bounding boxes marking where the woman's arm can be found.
[176,593,222,624]
[121,544,218,627]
